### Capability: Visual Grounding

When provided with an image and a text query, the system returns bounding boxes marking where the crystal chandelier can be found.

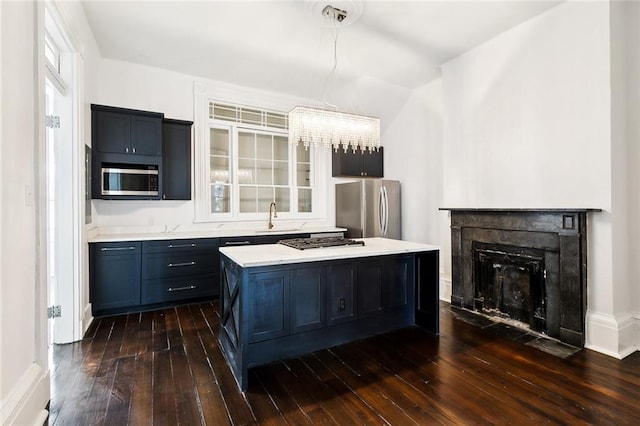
[289,106,380,152]
[289,4,381,153]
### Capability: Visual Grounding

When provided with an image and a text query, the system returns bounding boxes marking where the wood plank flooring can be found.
[49,301,640,425]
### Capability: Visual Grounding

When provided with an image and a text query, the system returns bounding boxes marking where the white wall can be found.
[623,1,640,352]
[441,1,635,358]
[381,79,450,297]
[442,1,610,209]
[0,2,49,424]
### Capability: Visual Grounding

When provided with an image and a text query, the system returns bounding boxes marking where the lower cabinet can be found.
[141,275,217,304]
[90,241,142,312]
[141,238,220,304]
[90,238,219,316]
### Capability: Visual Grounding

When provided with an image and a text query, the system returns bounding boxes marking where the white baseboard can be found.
[439,272,451,302]
[0,363,50,425]
[82,302,94,337]
[585,310,639,359]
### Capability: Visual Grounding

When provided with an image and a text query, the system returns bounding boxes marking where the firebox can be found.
[442,208,597,348]
[473,242,546,332]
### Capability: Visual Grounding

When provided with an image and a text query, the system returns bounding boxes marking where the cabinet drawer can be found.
[142,274,217,304]
[143,252,217,279]
[142,238,219,254]
[220,237,255,247]
[93,241,141,255]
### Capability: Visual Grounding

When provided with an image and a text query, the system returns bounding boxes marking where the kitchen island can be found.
[219,237,439,391]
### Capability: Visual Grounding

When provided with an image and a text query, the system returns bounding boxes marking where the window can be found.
[202,102,315,221]
[45,34,61,76]
[237,130,289,213]
[209,127,231,213]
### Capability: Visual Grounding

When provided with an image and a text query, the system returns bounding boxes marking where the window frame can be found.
[195,94,324,224]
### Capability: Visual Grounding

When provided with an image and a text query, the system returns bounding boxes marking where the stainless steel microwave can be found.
[101,164,159,196]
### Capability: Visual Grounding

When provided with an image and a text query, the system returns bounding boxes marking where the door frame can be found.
[38,1,87,346]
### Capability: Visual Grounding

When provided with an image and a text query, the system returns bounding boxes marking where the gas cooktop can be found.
[278,237,365,250]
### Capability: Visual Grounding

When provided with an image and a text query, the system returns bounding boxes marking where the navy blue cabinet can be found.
[141,238,220,304]
[89,241,142,313]
[162,119,192,200]
[91,104,164,201]
[332,146,384,178]
[92,104,163,156]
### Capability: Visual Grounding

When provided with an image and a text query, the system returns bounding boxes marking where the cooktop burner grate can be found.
[278,237,365,250]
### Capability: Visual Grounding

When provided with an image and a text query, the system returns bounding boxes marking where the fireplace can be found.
[443,209,595,347]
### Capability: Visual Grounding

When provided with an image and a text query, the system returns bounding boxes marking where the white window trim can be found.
[193,81,328,224]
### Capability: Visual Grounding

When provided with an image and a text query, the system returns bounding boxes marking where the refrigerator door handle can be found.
[383,185,389,236]
[379,185,388,237]
[378,185,385,235]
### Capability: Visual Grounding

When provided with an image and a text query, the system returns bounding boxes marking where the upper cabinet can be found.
[332,146,384,178]
[162,119,193,200]
[91,104,163,156]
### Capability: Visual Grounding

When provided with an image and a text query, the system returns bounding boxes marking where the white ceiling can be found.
[81,0,563,98]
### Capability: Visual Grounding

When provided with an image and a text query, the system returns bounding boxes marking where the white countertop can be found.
[88,227,345,242]
[219,237,439,268]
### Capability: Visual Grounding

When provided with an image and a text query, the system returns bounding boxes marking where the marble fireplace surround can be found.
[442,209,600,348]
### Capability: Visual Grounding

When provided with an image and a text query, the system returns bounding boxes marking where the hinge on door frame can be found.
[47,305,62,319]
[45,115,60,128]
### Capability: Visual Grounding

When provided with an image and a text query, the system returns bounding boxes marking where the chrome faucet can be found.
[268,202,278,229]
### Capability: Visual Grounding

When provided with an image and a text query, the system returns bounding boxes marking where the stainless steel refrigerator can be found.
[335,180,401,239]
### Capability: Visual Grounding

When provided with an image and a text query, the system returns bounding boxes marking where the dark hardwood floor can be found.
[49,301,640,425]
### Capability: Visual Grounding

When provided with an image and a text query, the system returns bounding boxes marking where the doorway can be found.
[44,6,83,345]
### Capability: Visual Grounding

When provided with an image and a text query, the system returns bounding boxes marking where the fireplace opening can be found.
[473,243,546,333]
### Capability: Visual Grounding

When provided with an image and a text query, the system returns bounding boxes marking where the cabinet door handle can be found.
[101,246,135,251]
[167,285,196,292]
[168,261,196,267]
[168,243,196,248]
[125,147,129,153]
[224,241,251,246]
[132,147,136,153]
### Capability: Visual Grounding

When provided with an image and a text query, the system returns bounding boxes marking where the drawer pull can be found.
[168,261,196,267]
[101,246,135,251]
[225,241,251,246]
[167,285,196,292]
[168,243,196,248]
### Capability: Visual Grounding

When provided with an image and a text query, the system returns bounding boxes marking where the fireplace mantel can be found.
[444,208,598,347]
